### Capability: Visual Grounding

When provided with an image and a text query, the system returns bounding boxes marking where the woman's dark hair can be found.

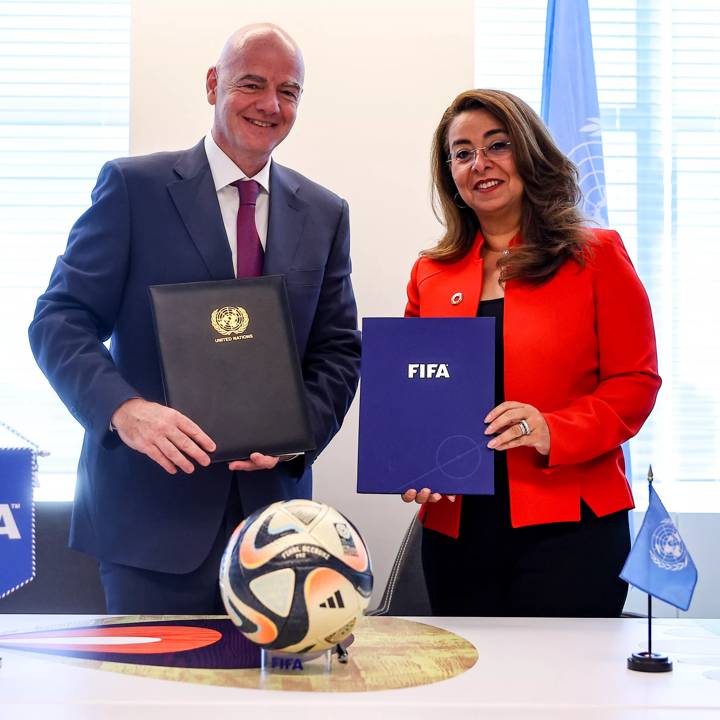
[426,88,591,283]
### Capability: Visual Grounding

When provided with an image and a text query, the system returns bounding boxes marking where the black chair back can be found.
[0,501,105,613]
[369,513,431,616]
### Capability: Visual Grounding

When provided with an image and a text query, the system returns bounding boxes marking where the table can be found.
[1,615,719,719]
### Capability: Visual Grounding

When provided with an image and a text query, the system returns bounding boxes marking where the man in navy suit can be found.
[28,24,360,613]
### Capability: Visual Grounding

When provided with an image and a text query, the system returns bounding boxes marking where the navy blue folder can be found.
[357,317,495,495]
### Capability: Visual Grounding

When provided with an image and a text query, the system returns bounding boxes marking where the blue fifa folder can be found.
[357,317,495,495]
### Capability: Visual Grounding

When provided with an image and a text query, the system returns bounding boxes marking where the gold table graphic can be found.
[0,614,478,692]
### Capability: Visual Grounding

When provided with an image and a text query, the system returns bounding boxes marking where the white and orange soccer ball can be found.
[219,499,373,653]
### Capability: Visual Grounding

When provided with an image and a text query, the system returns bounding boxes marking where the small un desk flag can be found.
[620,466,697,672]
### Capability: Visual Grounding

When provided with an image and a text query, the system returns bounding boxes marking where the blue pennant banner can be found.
[0,448,36,598]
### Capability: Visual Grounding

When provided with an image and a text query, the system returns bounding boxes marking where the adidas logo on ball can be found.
[320,590,345,609]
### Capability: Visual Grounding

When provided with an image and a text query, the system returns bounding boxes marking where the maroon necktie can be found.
[231,179,263,277]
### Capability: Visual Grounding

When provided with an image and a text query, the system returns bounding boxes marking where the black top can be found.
[477,297,508,503]
[477,298,505,405]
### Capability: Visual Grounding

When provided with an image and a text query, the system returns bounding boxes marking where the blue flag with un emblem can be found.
[541,0,637,488]
[541,0,608,225]
[620,485,697,611]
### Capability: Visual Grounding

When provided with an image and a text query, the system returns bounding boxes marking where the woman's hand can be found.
[484,401,551,455]
[401,488,456,504]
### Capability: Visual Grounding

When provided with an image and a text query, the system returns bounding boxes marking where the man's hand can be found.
[228,453,280,472]
[111,398,216,474]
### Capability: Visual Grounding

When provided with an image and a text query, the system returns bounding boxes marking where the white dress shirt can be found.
[204,133,271,277]
[203,134,301,462]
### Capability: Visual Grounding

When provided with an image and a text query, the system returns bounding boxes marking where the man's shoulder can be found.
[272,162,345,207]
[104,141,205,180]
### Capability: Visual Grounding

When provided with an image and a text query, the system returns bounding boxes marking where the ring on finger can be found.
[518,419,531,436]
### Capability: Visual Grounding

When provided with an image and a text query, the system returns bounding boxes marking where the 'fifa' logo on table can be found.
[0,503,21,540]
[271,656,304,671]
[408,363,450,379]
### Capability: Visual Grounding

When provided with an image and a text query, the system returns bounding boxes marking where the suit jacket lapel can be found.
[423,239,485,318]
[167,140,234,281]
[264,162,307,275]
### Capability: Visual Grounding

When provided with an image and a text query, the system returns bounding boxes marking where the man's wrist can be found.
[277,453,301,462]
[110,396,142,432]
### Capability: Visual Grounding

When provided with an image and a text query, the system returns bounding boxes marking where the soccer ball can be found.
[219,499,373,653]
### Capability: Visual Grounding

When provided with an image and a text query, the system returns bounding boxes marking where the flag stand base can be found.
[627,651,673,672]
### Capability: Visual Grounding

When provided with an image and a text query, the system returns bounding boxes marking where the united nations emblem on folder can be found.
[211,306,250,336]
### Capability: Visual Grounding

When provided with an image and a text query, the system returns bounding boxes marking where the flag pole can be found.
[647,466,654,656]
[627,466,672,672]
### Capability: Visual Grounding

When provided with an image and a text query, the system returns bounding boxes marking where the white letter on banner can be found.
[0,504,21,540]
[408,363,419,378]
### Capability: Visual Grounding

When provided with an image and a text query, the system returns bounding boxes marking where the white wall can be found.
[130,1,719,618]
[130,0,475,604]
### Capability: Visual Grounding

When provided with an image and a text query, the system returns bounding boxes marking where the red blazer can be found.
[405,228,661,537]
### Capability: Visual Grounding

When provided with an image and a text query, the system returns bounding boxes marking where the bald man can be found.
[29,25,360,613]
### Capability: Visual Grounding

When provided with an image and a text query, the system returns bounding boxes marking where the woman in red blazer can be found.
[402,89,660,617]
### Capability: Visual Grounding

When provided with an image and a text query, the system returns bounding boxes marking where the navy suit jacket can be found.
[29,140,360,573]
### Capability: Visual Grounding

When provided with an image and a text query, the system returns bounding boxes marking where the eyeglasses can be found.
[447,140,512,166]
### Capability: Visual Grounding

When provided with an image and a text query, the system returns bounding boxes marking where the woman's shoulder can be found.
[583,227,630,263]
[410,241,480,284]
[587,226,623,245]
[409,253,450,286]
[581,227,640,280]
